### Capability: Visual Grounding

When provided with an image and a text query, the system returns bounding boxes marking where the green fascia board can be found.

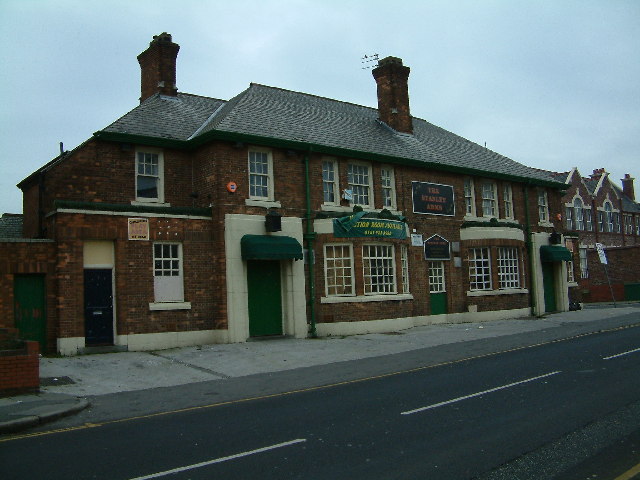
[241,234,304,260]
[54,199,211,217]
[540,245,573,262]
[94,130,566,189]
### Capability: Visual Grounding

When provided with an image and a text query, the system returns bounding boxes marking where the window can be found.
[429,261,446,293]
[153,243,184,303]
[347,162,373,208]
[604,202,614,232]
[497,247,520,289]
[574,198,584,231]
[503,184,513,219]
[463,178,476,216]
[565,206,574,230]
[136,150,163,202]
[579,247,589,279]
[585,208,593,231]
[613,212,621,233]
[469,248,491,291]
[362,244,396,294]
[380,166,396,209]
[322,159,339,205]
[482,182,497,217]
[567,259,575,283]
[598,210,605,232]
[624,214,634,235]
[324,244,354,296]
[400,246,410,294]
[249,150,273,200]
[538,191,549,223]
[637,215,640,236]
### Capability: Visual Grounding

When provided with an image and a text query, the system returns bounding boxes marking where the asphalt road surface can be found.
[2,323,640,479]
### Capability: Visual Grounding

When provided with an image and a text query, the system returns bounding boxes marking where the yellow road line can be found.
[2,322,639,443]
[614,461,640,480]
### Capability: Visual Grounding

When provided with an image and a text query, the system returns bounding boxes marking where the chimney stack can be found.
[372,56,413,134]
[621,173,635,201]
[137,32,180,103]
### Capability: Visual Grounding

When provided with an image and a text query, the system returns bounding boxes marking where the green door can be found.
[248,260,283,336]
[542,262,557,313]
[428,261,448,315]
[13,275,47,351]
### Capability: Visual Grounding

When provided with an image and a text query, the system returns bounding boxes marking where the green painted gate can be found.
[13,275,47,351]
[247,260,283,336]
[542,262,557,313]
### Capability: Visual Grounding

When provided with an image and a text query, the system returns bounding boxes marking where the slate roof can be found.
[100,83,560,185]
[0,214,23,239]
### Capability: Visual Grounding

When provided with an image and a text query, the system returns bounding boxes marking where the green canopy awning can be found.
[241,234,303,260]
[540,245,572,262]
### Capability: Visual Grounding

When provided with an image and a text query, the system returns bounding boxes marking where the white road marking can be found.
[603,347,640,360]
[128,438,307,479]
[401,371,561,415]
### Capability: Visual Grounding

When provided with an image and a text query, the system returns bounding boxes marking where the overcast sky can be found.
[1,0,639,214]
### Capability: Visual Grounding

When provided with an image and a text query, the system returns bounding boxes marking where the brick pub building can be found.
[0,34,573,355]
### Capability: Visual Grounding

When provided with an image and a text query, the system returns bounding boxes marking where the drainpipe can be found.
[303,150,318,337]
[524,184,537,316]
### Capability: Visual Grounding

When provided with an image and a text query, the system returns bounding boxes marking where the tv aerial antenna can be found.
[361,53,379,69]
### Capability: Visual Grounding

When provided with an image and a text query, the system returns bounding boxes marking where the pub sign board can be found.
[412,181,455,216]
[424,234,451,260]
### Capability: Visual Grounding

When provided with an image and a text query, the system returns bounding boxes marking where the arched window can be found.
[604,202,613,232]
[573,198,584,230]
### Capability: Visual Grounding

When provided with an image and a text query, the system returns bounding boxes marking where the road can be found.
[2,322,640,479]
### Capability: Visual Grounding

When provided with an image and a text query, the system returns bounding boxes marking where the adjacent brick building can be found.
[556,168,640,304]
[1,33,574,355]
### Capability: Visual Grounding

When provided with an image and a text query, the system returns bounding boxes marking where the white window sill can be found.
[567,282,579,287]
[245,199,282,208]
[538,221,553,227]
[466,288,529,297]
[321,293,413,304]
[132,200,171,207]
[149,302,192,311]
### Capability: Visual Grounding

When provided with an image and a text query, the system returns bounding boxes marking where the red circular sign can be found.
[226,182,237,193]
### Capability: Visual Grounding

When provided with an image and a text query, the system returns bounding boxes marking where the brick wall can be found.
[0,340,39,396]
[580,245,640,303]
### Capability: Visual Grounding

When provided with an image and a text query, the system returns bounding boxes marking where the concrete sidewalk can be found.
[1,305,639,434]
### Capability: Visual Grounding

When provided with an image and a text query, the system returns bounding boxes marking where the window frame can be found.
[135,149,164,204]
[400,245,410,294]
[604,202,614,233]
[322,158,340,206]
[565,205,574,230]
[538,190,549,224]
[584,207,593,231]
[463,178,476,217]
[347,161,374,209]
[503,184,514,219]
[380,165,397,210]
[362,243,397,295]
[481,182,498,218]
[573,198,584,231]
[579,247,589,279]
[469,247,492,291]
[323,243,355,297]
[624,214,634,235]
[248,148,274,201]
[497,247,520,289]
[428,261,446,293]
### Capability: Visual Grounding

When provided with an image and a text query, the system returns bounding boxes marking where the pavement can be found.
[1,303,639,434]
